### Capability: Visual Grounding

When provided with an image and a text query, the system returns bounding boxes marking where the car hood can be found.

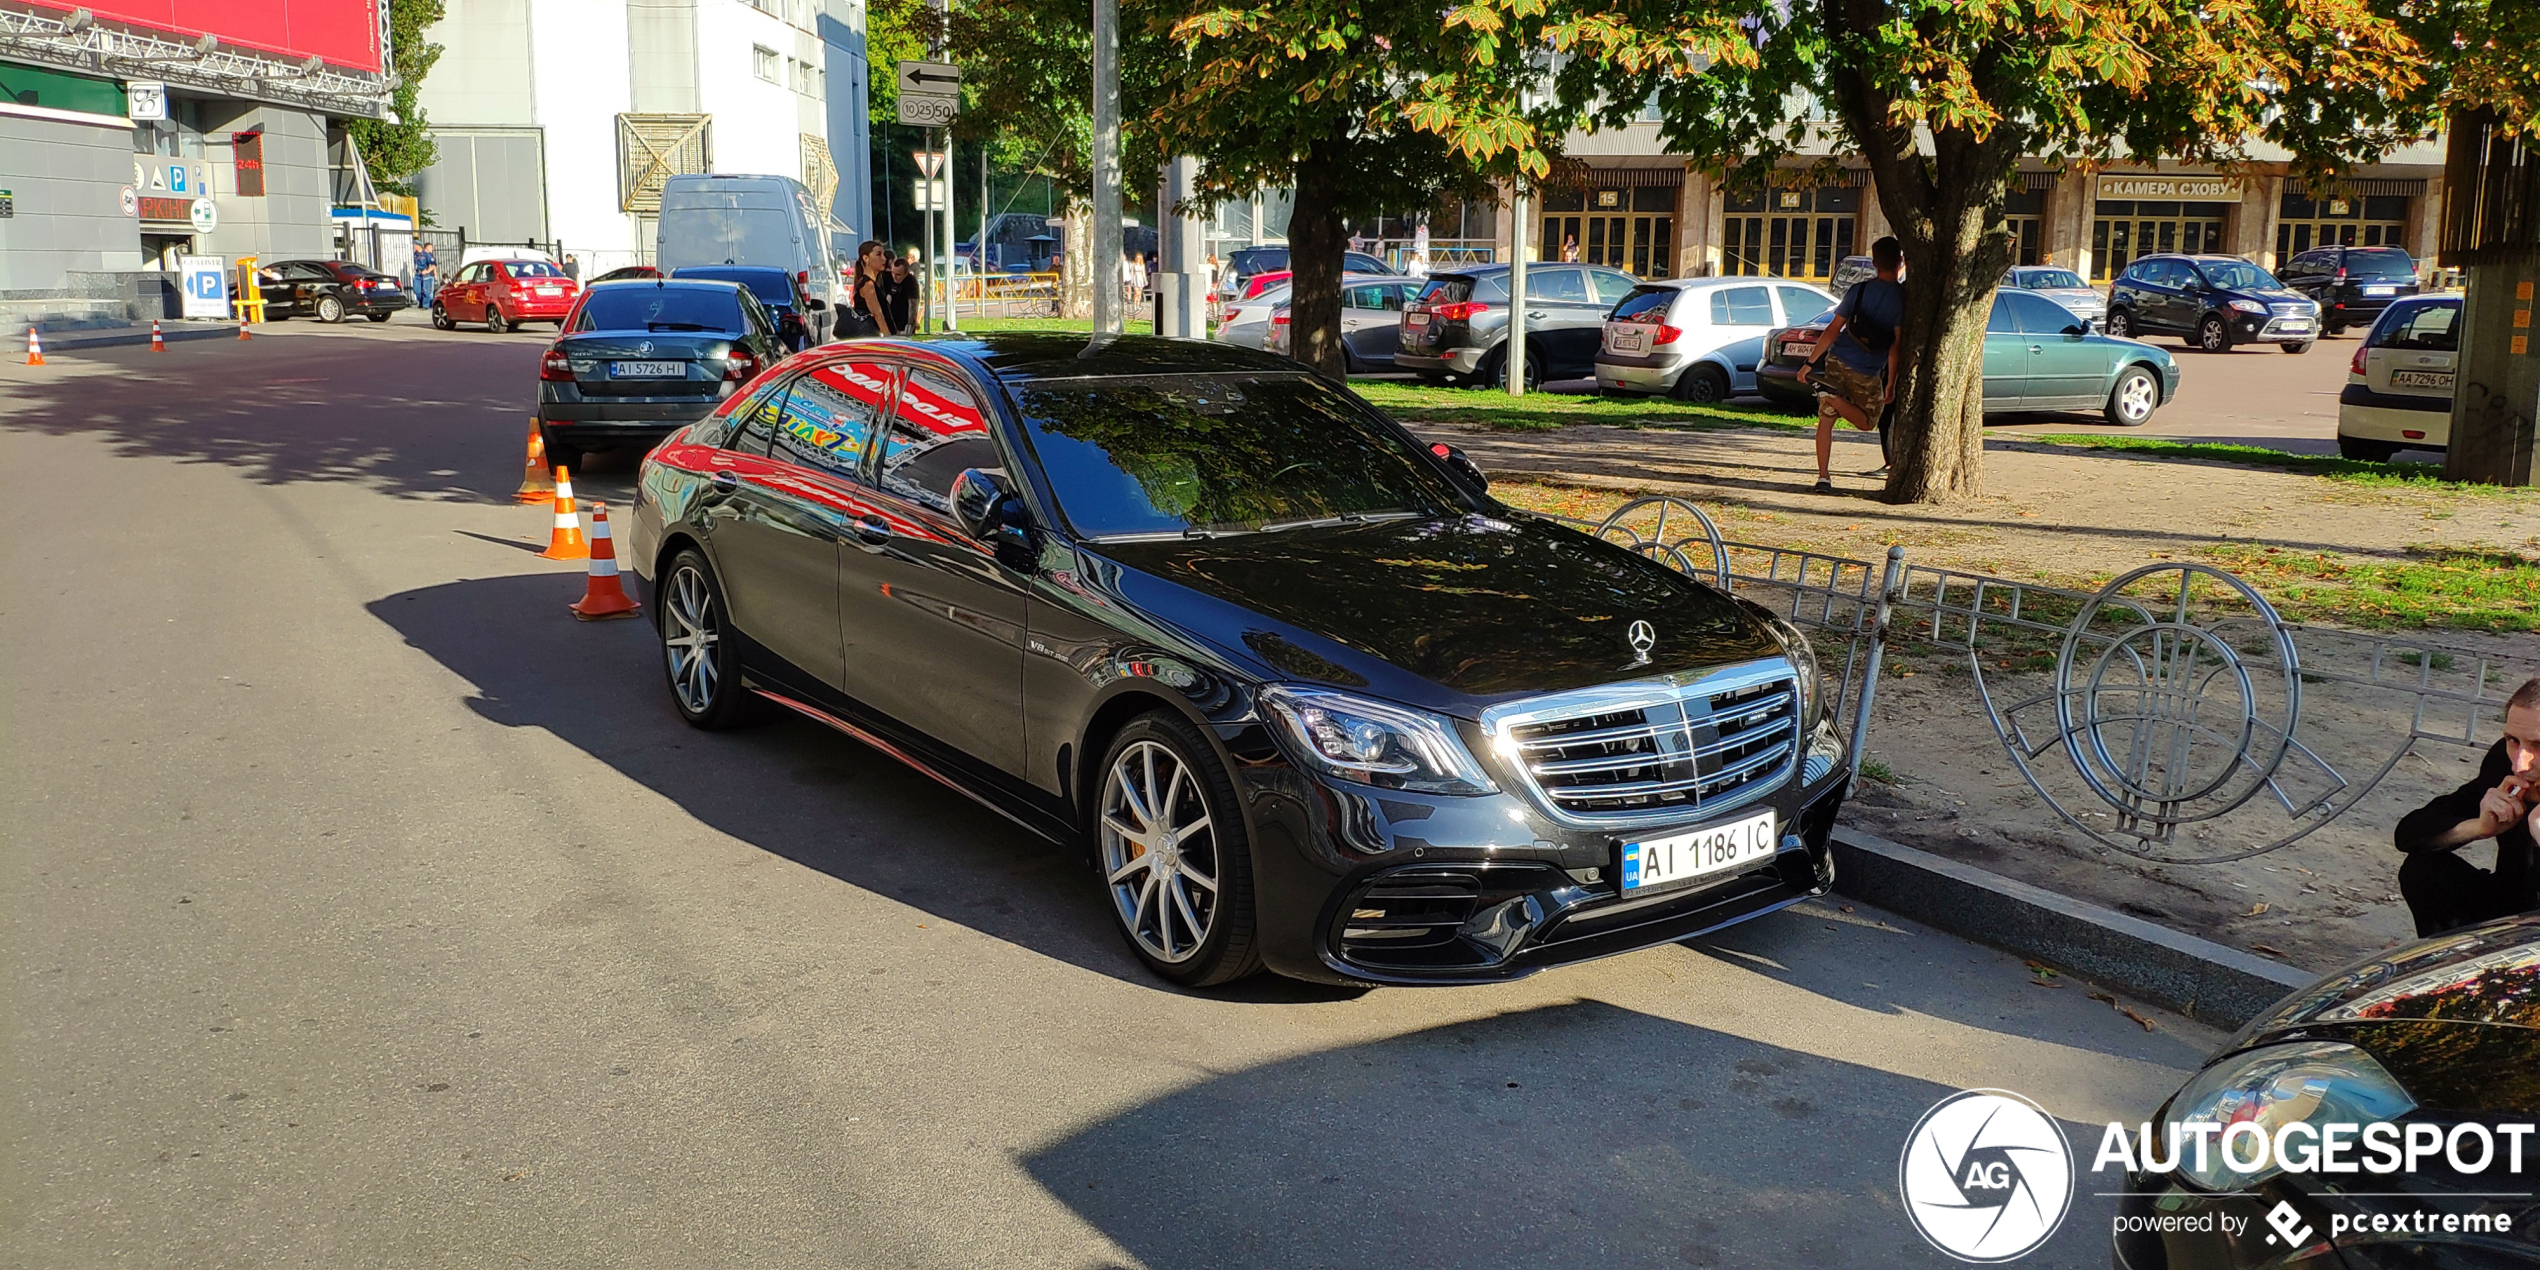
[2239,913,2540,1040]
[1085,512,1780,715]
[2035,287,2106,305]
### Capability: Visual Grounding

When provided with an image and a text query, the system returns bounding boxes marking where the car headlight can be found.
[2227,298,2267,314]
[2164,1041,2418,1190]
[1259,685,1497,795]
[1751,610,1822,724]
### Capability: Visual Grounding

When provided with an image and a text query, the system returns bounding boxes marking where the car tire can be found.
[315,294,346,323]
[1092,711,1262,988]
[366,312,393,323]
[485,306,509,334]
[2337,436,2401,462]
[2326,322,2347,337]
[658,549,758,731]
[2196,314,2231,353]
[538,428,582,475]
[2105,365,2160,427]
[1675,363,1730,404]
[430,304,454,331]
[2103,310,2133,338]
[2281,340,2313,354]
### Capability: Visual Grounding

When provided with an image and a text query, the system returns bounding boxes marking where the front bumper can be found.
[2233,313,2319,344]
[1235,716,1852,985]
[1595,353,1685,393]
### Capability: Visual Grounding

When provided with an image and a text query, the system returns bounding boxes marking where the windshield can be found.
[1015,373,1468,539]
[2344,249,2417,279]
[677,268,793,306]
[2016,269,2087,289]
[2193,260,2283,291]
[577,287,743,332]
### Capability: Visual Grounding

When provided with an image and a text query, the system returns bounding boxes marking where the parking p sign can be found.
[179,255,229,320]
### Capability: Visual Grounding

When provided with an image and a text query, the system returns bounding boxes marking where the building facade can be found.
[413,0,872,271]
[1520,119,2449,285]
[0,1,394,332]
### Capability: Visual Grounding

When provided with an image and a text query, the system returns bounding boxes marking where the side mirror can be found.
[951,468,1032,551]
[805,298,828,311]
[1428,442,1489,493]
[2070,318,2092,336]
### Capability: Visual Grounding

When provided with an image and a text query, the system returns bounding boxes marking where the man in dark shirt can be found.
[884,256,919,334]
[1797,235,1905,494]
[2396,676,2540,936]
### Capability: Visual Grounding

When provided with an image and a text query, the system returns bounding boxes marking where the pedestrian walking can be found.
[843,240,889,337]
[413,240,438,308]
[1795,235,1904,493]
[1124,252,1148,309]
[563,253,581,280]
[1561,235,1580,263]
[884,255,919,335]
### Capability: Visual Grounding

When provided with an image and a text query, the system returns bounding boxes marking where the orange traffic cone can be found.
[236,318,251,341]
[150,320,166,352]
[23,326,43,366]
[513,422,556,503]
[538,465,588,560]
[569,503,642,621]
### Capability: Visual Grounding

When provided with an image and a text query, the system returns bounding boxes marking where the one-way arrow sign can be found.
[896,60,960,94]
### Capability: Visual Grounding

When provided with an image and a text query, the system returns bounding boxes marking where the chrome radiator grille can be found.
[1487,661,1799,825]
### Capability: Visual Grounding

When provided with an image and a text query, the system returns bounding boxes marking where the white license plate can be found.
[1780,340,1815,358]
[610,360,685,378]
[1406,312,1431,327]
[2391,369,2454,390]
[1609,326,1649,353]
[1621,808,1778,895]
[2363,285,2397,297]
[2277,319,2313,331]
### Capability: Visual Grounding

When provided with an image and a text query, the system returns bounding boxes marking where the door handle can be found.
[1526,310,1549,319]
[2029,345,2043,353]
[710,470,739,491]
[853,514,891,545]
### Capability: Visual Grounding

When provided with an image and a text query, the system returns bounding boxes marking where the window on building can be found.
[754,46,780,83]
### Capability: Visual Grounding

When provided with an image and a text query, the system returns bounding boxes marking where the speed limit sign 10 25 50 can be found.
[898,92,957,127]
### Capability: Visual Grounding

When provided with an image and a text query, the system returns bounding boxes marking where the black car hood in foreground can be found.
[1089,512,1779,712]
[2232,912,2540,1114]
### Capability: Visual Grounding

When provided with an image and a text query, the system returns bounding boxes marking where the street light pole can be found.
[1090,0,1122,334]
[1506,182,1529,396]
[944,135,959,332]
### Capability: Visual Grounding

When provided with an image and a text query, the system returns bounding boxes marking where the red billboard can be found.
[24,0,384,74]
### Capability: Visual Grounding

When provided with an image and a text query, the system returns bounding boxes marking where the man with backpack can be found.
[1796,236,1905,493]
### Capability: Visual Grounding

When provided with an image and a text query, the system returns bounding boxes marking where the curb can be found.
[1831,827,2311,1030]
[21,324,241,351]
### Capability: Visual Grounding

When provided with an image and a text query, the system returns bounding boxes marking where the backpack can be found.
[1844,279,1900,355]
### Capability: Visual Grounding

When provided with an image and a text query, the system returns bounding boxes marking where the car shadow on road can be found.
[1020,998,2122,1269]
[367,570,1365,1001]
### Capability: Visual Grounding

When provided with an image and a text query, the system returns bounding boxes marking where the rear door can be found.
[1519,267,1594,371]
[1980,294,2031,406]
[2364,301,2459,402]
[1342,282,1408,365]
[833,360,1031,775]
[1705,284,1779,389]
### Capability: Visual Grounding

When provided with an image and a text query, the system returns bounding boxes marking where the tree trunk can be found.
[1284,130,1350,379]
[1059,200,1095,319]
[1879,194,2011,504]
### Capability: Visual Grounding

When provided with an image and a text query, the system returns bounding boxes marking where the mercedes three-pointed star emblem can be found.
[1627,619,1657,665]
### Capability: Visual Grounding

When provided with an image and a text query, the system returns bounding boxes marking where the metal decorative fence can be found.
[1560,497,2528,865]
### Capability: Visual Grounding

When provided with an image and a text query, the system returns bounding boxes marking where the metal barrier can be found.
[1558,497,2528,865]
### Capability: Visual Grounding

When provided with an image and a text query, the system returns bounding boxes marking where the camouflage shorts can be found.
[1811,357,1885,420]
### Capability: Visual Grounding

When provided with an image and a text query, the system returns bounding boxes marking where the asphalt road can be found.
[3,318,2225,1269]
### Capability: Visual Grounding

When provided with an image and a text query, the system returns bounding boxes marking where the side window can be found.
[1987,295,2019,334]
[727,376,790,457]
[1380,284,1408,311]
[1525,267,1590,304]
[2118,261,2148,286]
[1709,286,1774,326]
[773,359,894,479]
[1590,270,1637,306]
[1775,286,1831,324]
[1343,283,1389,310]
[876,365,1000,516]
[2009,291,2079,334]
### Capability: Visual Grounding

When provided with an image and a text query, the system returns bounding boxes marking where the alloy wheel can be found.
[1098,739,1221,965]
[2104,311,2130,338]
[2114,370,2157,424]
[2198,316,2227,352]
[662,564,720,715]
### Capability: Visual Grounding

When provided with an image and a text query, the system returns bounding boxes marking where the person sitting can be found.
[2396,676,2540,936]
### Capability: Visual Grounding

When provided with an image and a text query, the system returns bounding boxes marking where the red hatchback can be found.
[432,259,581,333]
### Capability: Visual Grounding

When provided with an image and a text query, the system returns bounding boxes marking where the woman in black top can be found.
[847,240,891,336]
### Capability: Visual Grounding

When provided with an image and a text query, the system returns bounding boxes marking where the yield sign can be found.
[912,150,947,178]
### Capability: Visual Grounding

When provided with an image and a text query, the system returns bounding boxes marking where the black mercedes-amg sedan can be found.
[624,333,1849,988]
[2116,913,2540,1269]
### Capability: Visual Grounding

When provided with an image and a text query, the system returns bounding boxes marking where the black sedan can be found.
[535,279,788,471]
[2117,913,2540,1268]
[256,258,413,323]
[625,334,1850,988]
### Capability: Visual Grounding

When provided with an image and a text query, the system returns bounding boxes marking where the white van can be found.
[655,173,840,343]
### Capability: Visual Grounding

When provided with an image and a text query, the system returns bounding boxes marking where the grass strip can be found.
[1348,381,1808,433]
[2199,543,2540,631]
[2011,434,2512,494]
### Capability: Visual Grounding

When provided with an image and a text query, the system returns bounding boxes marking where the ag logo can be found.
[1899,1089,2074,1262]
